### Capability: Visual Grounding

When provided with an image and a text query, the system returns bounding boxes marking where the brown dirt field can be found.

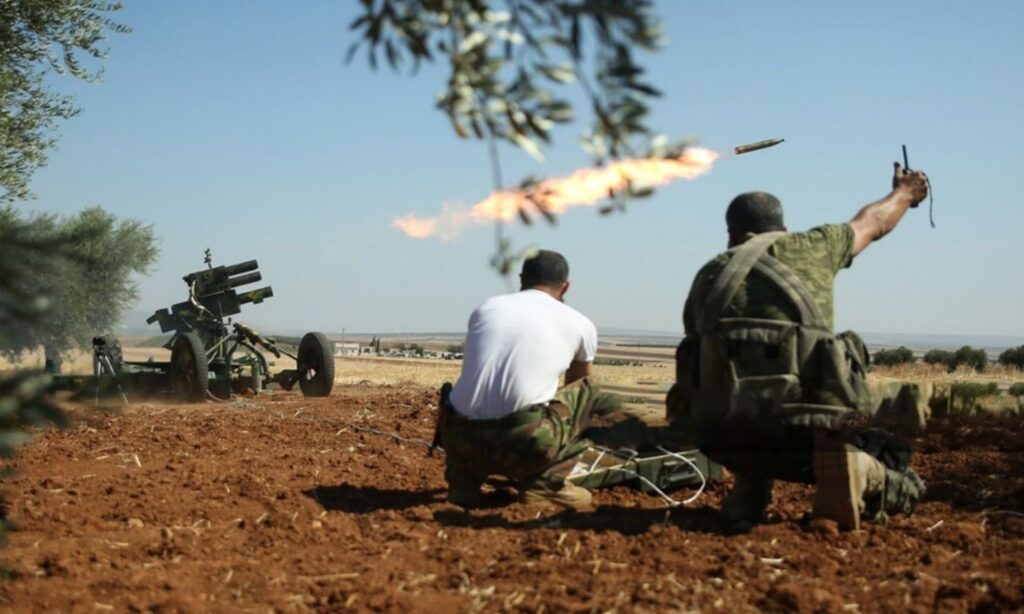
[1,385,1023,613]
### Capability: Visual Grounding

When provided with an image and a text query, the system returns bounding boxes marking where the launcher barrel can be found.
[227,271,262,289]
[223,260,259,277]
[238,286,274,306]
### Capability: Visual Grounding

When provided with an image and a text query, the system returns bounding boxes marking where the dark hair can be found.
[521,249,569,288]
[726,192,785,234]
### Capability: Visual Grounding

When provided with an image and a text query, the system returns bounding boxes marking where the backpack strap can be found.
[698,231,830,332]
[751,256,829,329]
[697,231,784,333]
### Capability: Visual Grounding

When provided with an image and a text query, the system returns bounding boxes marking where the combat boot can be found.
[863,467,926,521]
[445,467,484,508]
[812,432,887,531]
[721,475,773,524]
[520,481,592,510]
[447,481,482,508]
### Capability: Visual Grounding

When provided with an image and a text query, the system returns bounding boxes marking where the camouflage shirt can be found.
[683,224,855,333]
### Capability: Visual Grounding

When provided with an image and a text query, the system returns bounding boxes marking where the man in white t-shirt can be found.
[440,250,609,510]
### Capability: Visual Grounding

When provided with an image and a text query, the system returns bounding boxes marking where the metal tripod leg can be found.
[96,354,129,406]
[93,354,102,407]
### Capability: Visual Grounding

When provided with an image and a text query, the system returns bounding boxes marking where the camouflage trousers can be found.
[701,377,928,484]
[442,378,609,489]
[714,382,929,522]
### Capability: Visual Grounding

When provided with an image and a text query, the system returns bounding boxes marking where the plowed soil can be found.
[1,385,1022,613]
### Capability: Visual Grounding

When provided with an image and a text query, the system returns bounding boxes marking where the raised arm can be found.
[849,163,929,256]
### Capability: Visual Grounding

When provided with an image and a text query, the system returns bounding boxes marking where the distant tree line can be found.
[872,344,1024,373]
[872,346,915,366]
[390,342,425,356]
[924,346,989,372]
[999,345,1024,370]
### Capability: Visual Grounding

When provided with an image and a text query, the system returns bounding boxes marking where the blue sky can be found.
[25,1,1024,338]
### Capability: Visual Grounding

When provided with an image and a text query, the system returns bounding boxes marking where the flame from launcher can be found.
[392,147,720,240]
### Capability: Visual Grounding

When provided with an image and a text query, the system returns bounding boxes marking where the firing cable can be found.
[206,389,230,403]
[588,446,679,507]
[342,421,435,449]
[587,445,707,507]
[656,445,707,505]
[333,424,707,506]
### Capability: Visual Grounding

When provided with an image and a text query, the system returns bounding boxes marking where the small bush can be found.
[922,347,988,373]
[594,358,638,367]
[1009,383,1024,397]
[949,382,1001,415]
[999,345,1024,369]
[923,349,954,369]
[953,346,988,372]
[873,346,915,366]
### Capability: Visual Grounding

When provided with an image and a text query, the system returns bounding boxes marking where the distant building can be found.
[334,342,361,357]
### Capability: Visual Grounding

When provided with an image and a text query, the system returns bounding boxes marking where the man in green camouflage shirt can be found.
[685,224,852,332]
[674,163,930,530]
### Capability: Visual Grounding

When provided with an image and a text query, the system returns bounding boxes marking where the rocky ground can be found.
[0,384,1021,613]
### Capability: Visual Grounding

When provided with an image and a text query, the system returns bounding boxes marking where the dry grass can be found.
[6,343,1017,417]
[332,356,673,391]
[2,348,673,392]
[334,356,461,387]
[871,362,1024,385]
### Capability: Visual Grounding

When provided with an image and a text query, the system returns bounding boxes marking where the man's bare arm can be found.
[849,163,929,256]
[564,360,591,386]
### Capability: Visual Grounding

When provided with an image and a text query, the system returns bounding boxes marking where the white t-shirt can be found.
[449,289,598,420]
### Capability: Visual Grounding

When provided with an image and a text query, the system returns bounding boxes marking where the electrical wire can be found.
[655,445,708,505]
[333,424,708,506]
[586,445,707,507]
[342,422,435,449]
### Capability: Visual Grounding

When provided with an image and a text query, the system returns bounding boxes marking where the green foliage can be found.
[350,1,679,274]
[593,357,638,367]
[0,1,131,546]
[953,345,987,372]
[0,206,158,366]
[0,378,57,538]
[949,382,999,398]
[923,346,988,373]
[445,343,465,354]
[1009,383,1024,397]
[872,346,915,366]
[0,368,66,547]
[922,349,954,369]
[0,215,80,540]
[349,0,665,165]
[999,345,1024,369]
[948,382,1001,415]
[0,374,67,457]
[0,0,129,201]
